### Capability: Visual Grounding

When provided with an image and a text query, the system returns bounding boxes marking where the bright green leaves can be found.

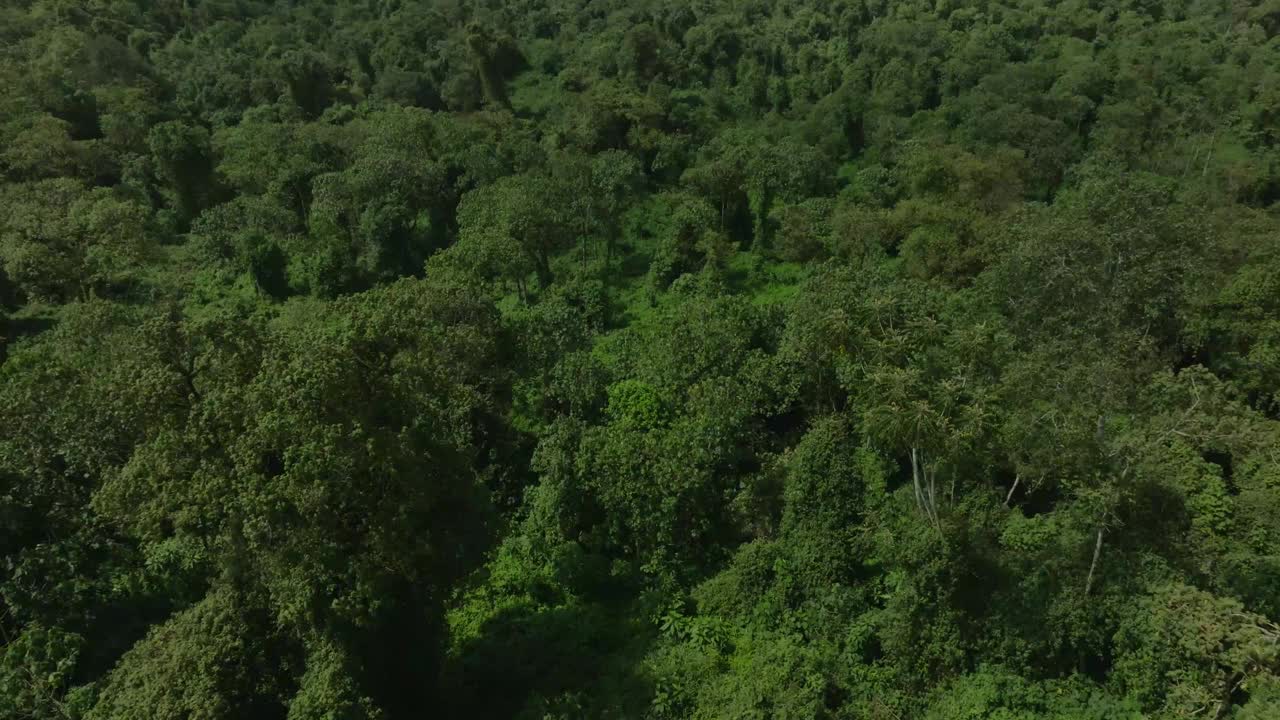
[606,380,666,432]
[922,667,1144,720]
[998,510,1060,554]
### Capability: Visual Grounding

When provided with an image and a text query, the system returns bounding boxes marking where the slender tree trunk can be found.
[911,447,941,532]
[1084,527,1105,596]
[1005,474,1020,507]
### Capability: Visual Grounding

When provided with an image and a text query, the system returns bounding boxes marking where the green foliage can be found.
[923,668,1143,719]
[88,589,289,720]
[147,121,217,225]
[2,0,1280,718]
[0,180,152,302]
[0,625,89,720]
[286,641,383,720]
[606,380,666,431]
[1114,583,1280,717]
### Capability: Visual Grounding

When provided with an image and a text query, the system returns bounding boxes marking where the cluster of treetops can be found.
[2,0,1280,718]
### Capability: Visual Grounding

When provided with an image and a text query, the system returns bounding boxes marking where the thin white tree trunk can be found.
[911,447,941,532]
[1084,527,1104,596]
[1004,474,1020,507]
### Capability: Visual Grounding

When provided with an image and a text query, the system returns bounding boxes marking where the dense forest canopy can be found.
[2,0,1280,717]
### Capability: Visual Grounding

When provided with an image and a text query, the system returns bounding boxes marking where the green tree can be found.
[148,121,217,226]
[0,180,152,302]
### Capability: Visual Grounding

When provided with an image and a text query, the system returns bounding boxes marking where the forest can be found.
[2,0,1280,717]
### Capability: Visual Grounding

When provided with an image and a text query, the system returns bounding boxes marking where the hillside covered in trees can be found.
[3,0,1280,717]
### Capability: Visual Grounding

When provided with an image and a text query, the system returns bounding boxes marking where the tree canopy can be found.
[2,0,1280,718]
